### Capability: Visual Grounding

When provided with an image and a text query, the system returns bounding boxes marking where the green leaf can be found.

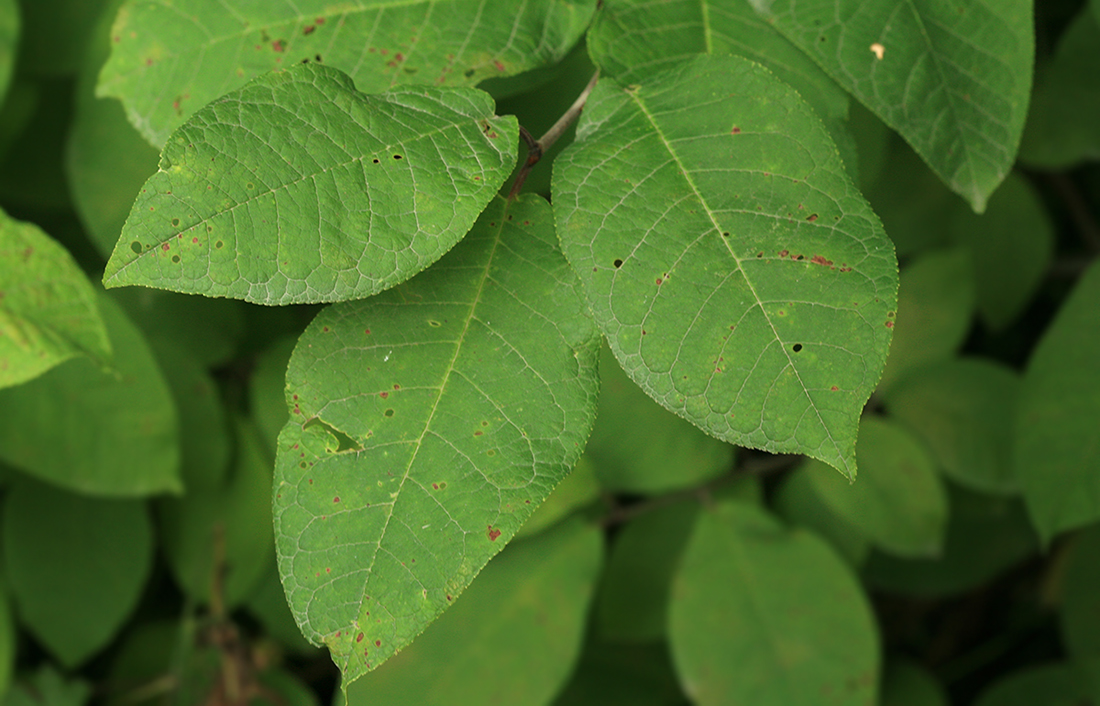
[249,334,297,454]
[2,482,153,667]
[67,0,160,259]
[552,641,690,706]
[2,667,90,706]
[247,564,320,656]
[0,576,13,697]
[948,172,1053,331]
[515,455,600,539]
[1019,9,1100,169]
[807,417,948,558]
[15,0,109,77]
[340,518,602,705]
[103,62,518,305]
[877,248,974,393]
[1014,261,1100,541]
[0,209,112,389]
[862,483,1037,597]
[773,464,869,567]
[882,659,949,706]
[586,344,733,495]
[973,663,1094,706]
[586,0,857,177]
[0,0,17,107]
[111,287,244,368]
[595,500,698,642]
[0,292,180,496]
[554,54,897,478]
[668,500,879,706]
[749,0,1034,212]
[1059,523,1100,660]
[885,358,1021,494]
[159,418,273,607]
[273,195,600,683]
[98,0,595,148]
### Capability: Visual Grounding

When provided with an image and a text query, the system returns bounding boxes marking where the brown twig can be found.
[507,70,600,199]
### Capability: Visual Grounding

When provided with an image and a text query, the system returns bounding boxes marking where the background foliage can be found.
[1,0,1099,704]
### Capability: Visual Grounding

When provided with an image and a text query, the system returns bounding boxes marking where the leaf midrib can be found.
[625,83,844,471]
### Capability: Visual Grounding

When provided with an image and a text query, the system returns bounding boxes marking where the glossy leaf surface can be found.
[273,195,599,683]
[669,500,879,705]
[555,54,897,478]
[103,63,517,305]
[750,0,1034,212]
[0,210,111,388]
[99,0,595,148]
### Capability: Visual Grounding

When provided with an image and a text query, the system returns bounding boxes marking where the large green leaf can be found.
[807,416,948,558]
[668,500,879,705]
[0,209,111,389]
[273,195,600,683]
[103,63,517,305]
[98,0,595,148]
[749,0,1034,212]
[587,0,856,173]
[0,292,180,496]
[554,54,897,477]
[340,518,602,705]
[1014,261,1100,542]
[2,482,153,667]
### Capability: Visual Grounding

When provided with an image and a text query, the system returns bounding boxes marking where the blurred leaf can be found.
[2,482,153,667]
[862,483,1037,597]
[66,0,159,259]
[248,334,296,455]
[585,344,733,495]
[159,418,273,608]
[596,501,698,643]
[948,173,1054,331]
[750,0,1034,212]
[255,670,319,706]
[98,0,595,148]
[110,287,243,368]
[885,358,1021,494]
[807,417,948,558]
[0,577,12,697]
[773,465,869,567]
[339,518,602,705]
[1014,260,1100,541]
[551,640,690,706]
[0,78,74,210]
[554,54,897,478]
[973,662,1094,706]
[0,0,16,106]
[16,0,109,76]
[586,0,857,177]
[1019,9,1100,169]
[103,63,517,306]
[878,249,975,393]
[668,500,879,705]
[1060,522,1100,660]
[515,455,600,540]
[2,666,90,706]
[273,195,599,683]
[246,564,319,656]
[0,208,111,388]
[881,659,948,706]
[0,292,180,496]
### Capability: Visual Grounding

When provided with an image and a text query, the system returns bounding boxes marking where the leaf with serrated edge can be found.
[748,0,1033,212]
[0,209,111,389]
[103,62,517,305]
[273,194,599,683]
[98,0,596,148]
[554,55,897,477]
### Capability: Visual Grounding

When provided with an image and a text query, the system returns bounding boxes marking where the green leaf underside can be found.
[98,0,596,148]
[1014,260,1100,542]
[3,483,153,667]
[669,500,879,706]
[342,518,602,705]
[0,210,111,389]
[749,0,1033,212]
[103,62,517,305]
[0,293,181,496]
[587,0,848,126]
[273,195,599,683]
[554,54,897,477]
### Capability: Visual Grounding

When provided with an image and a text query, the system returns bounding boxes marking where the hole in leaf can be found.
[384,409,394,417]
[303,418,363,452]
[393,154,403,160]
[613,259,623,268]
[172,255,180,263]
[792,344,803,352]
[171,218,180,227]
[130,241,143,254]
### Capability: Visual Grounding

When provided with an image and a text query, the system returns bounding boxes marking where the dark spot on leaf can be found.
[316,54,323,62]
[886,321,894,328]
[807,213,818,222]
[273,39,287,52]
[215,241,224,249]
[130,241,143,254]
[172,255,180,263]
[464,68,476,78]
[613,259,623,268]
[481,420,489,426]
[731,126,741,134]
[372,158,380,164]
[304,25,315,35]
[393,154,402,160]
[446,594,452,601]
[796,254,804,260]
[384,409,394,417]
[792,344,803,352]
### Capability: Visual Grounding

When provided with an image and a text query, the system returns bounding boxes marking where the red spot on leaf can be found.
[192,237,199,243]
[831,386,839,391]
[272,40,286,52]
[885,321,894,328]
[375,640,381,647]
[326,567,331,573]
[810,255,833,266]
[316,17,325,24]
[432,483,439,490]
[656,278,663,285]
[364,328,371,334]
[731,126,741,134]
[806,214,819,222]
[333,496,340,503]
[393,384,400,390]
[161,243,169,251]
[778,249,789,257]
[488,526,502,541]
[380,391,389,399]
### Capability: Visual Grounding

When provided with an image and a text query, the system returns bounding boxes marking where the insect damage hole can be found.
[792,343,803,352]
